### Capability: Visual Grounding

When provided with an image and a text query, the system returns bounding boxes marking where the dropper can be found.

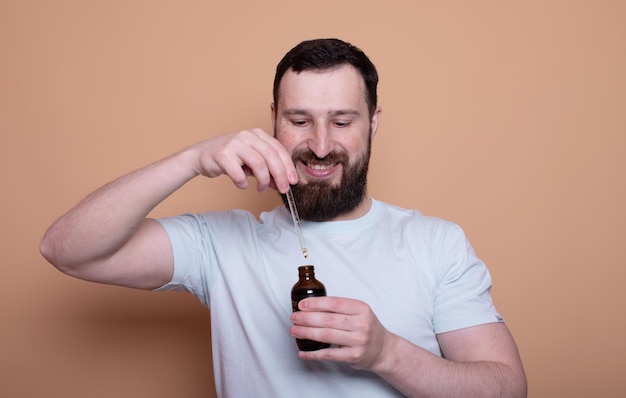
[286,188,309,259]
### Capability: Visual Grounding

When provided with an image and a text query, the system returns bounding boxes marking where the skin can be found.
[40,64,526,397]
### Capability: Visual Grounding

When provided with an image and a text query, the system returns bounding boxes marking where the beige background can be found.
[2,1,625,397]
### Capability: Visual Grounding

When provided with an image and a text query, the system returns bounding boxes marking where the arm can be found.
[40,129,297,290]
[290,297,527,398]
[377,322,527,397]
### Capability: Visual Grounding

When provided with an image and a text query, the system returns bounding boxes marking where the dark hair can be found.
[273,38,379,117]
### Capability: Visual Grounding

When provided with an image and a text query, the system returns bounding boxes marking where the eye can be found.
[291,119,309,127]
[334,120,351,128]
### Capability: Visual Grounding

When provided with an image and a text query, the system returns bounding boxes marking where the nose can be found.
[308,124,332,158]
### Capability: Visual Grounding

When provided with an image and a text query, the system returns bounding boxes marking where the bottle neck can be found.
[298,265,315,280]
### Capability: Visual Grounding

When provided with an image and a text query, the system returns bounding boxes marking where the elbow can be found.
[39,232,60,269]
[39,226,54,258]
[39,229,111,282]
[39,230,71,274]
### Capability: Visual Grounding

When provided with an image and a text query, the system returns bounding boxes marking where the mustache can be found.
[292,148,349,166]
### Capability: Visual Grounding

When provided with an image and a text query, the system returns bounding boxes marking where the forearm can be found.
[374,334,527,398]
[40,147,198,270]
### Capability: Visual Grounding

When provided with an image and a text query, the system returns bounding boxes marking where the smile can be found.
[300,161,341,179]
[307,162,337,170]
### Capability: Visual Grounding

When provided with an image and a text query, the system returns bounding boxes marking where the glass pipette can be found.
[286,188,309,259]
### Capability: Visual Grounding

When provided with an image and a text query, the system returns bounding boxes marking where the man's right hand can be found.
[190,128,298,193]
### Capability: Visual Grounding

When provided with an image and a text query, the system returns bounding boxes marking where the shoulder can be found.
[374,199,460,235]
[158,208,261,236]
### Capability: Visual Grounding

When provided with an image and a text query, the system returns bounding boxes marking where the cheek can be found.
[340,134,368,154]
[276,130,301,154]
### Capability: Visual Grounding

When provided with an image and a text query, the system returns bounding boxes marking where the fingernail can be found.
[289,172,299,184]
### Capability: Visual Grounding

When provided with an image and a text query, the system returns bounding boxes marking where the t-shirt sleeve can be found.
[432,224,504,333]
[152,213,214,308]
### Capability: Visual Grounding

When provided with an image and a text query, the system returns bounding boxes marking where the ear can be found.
[370,106,382,140]
[270,102,277,132]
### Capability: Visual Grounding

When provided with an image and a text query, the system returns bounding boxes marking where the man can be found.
[40,38,527,397]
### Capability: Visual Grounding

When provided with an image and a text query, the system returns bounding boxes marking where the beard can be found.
[280,143,371,222]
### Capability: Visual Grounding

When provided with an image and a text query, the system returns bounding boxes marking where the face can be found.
[272,64,381,221]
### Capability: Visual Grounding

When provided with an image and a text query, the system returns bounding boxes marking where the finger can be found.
[217,151,259,190]
[248,131,297,192]
[297,345,355,363]
[203,128,296,192]
[291,310,354,332]
[298,344,374,371]
[290,323,361,350]
[298,296,366,316]
[219,159,250,190]
[219,131,275,192]
[238,150,272,192]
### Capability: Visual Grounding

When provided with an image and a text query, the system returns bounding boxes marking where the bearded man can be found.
[41,38,526,398]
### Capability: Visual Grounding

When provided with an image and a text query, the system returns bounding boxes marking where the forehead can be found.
[276,65,368,113]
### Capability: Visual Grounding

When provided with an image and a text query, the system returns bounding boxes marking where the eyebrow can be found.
[282,108,361,117]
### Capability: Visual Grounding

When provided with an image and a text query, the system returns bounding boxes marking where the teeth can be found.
[308,163,334,170]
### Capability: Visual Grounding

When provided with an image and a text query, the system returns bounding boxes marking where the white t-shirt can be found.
[156,198,503,397]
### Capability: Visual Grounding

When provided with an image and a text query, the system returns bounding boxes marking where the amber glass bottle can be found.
[291,265,331,351]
